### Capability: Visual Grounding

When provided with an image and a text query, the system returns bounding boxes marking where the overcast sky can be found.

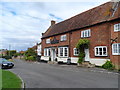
[0,0,110,51]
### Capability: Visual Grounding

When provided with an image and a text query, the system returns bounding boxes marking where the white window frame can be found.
[94,46,107,56]
[58,47,68,57]
[60,35,67,41]
[44,48,51,56]
[73,48,79,56]
[46,39,50,44]
[114,23,120,32]
[112,43,120,55]
[81,29,91,38]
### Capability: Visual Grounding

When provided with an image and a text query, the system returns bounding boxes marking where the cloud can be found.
[0,1,109,51]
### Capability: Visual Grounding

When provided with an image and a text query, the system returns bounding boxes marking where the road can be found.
[9,59,118,88]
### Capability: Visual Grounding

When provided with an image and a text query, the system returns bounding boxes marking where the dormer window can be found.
[114,23,120,32]
[61,35,67,41]
[46,39,50,44]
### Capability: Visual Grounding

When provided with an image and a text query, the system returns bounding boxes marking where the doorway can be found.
[84,49,90,61]
[51,48,56,62]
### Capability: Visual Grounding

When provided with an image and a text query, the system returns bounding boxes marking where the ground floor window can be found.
[74,48,79,56]
[112,43,120,55]
[94,46,107,56]
[58,47,68,57]
[44,48,51,56]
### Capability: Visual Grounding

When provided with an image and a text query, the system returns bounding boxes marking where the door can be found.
[84,49,90,61]
[51,48,56,61]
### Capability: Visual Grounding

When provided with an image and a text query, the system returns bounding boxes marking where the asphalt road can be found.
[9,59,118,88]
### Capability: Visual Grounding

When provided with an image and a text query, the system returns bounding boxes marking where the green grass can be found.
[2,70,22,88]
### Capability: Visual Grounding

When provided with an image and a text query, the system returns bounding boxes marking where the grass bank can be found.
[2,70,22,88]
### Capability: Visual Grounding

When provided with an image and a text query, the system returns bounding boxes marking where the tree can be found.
[6,50,17,56]
[24,48,37,61]
[76,39,90,64]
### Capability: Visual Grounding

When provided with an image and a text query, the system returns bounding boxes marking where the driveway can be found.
[9,59,118,88]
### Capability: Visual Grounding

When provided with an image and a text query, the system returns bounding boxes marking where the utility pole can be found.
[9,44,11,56]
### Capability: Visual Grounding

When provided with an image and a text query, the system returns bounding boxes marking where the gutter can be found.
[17,75,25,89]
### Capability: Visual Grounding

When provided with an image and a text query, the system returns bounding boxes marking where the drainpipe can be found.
[68,32,72,64]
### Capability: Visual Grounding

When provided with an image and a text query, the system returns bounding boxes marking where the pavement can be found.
[9,59,119,88]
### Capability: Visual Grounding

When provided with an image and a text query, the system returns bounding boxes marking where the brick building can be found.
[41,2,120,69]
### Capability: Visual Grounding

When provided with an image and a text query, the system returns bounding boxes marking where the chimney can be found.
[42,33,44,36]
[51,20,56,26]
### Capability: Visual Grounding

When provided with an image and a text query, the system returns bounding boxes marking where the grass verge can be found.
[2,70,22,88]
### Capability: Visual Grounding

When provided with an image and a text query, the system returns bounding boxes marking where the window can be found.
[58,47,68,57]
[61,35,67,41]
[95,46,107,56]
[112,43,120,55]
[114,23,120,32]
[44,48,51,56]
[44,49,47,56]
[60,48,63,56]
[81,29,91,38]
[74,48,79,56]
[46,39,50,44]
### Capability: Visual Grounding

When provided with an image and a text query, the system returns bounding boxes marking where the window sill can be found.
[112,54,120,55]
[95,55,108,57]
[58,56,68,58]
[81,37,90,38]
[60,40,67,42]
[114,30,120,32]
[74,55,79,56]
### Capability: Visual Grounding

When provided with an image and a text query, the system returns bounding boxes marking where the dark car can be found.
[0,58,14,69]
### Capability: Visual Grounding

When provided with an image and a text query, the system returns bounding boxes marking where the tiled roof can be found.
[42,2,120,38]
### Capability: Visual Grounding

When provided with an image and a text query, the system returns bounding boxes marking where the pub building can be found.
[41,1,120,69]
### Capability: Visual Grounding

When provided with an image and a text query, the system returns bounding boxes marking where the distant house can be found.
[0,49,7,56]
[19,51,25,55]
[41,1,120,69]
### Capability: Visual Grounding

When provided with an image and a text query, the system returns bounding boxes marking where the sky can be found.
[0,0,110,51]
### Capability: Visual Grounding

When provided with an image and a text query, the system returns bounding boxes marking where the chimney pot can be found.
[51,20,56,26]
[42,33,44,36]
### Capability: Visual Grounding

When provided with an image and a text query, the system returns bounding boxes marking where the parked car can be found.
[0,58,14,69]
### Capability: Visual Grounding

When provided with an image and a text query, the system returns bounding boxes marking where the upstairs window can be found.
[61,35,67,41]
[112,43,120,55]
[46,39,50,44]
[95,46,107,56]
[81,29,91,38]
[114,23,120,32]
[74,48,79,56]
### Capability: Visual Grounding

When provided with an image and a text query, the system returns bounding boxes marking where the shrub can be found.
[76,39,90,64]
[27,56,36,61]
[77,53,85,64]
[102,61,114,70]
[76,39,90,49]
[24,56,28,61]
[3,56,12,59]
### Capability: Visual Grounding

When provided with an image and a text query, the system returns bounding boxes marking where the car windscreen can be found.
[0,58,8,63]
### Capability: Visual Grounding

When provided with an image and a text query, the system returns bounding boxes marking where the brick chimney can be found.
[42,33,44,36]
[51,20,56,26]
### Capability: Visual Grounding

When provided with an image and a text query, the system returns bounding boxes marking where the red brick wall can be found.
[70,22,110,59]
[41,20,120,69]
[109,20,120,69]
[41,33,70,56]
